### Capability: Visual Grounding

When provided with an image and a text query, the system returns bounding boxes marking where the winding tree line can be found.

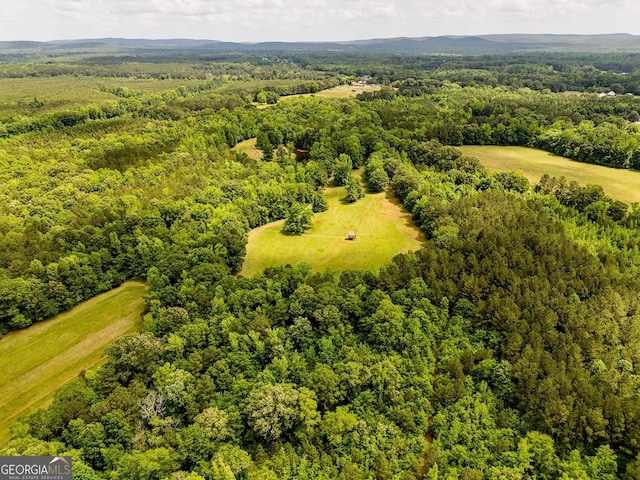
[3,54,640,478]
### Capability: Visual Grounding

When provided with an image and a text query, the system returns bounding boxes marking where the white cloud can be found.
[0,0,639,42]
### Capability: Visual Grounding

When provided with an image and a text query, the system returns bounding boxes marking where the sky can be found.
[1,0,639,42]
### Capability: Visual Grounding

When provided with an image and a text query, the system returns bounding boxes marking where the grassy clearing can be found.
[0,280,147,445]
[0,76,208,115]
[460,145,640,204]
[250,85,384,109]
[232,137,264,160]
[280,84,383,101]
[240,177,425,276]
[315,85,382,99]
[315,85,382,98]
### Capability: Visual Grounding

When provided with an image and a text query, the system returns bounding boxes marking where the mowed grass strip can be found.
[240,184,425,276]
[460,145,640,204]
[0,280,147,445]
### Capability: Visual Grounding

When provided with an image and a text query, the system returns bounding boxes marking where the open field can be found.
[240,179,425,276]
[232,137,264,160]
[315,84,382,99]
[251,85,382,108]
[460,145,640,204]
[280,84,383,101]
[0,280,147,445]
[0,76,209,115]
[232,138,297,161]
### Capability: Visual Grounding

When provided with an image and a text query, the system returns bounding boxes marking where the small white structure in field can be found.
[346,230,356,240]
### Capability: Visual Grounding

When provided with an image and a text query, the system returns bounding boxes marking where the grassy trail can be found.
[0,280,147,445]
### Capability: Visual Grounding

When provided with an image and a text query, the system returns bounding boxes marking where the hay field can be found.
[0,280,146,445]
[460,145,640,204]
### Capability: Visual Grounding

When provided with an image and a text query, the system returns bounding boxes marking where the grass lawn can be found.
[240,179,425,276]
[232,137,263,160]
[460,145,640,204]
[0,280,147,445]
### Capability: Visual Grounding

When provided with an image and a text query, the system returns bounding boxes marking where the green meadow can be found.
[460,145,640,204]
[279,84,382,101]
[240,182,425,276]
[0,280,146,445]
[232,137,264,160]
[0,75,210,115]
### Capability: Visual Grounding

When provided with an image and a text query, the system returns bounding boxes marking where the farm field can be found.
[0,280,147,445]
[240,180,425,276]
[459,145,640,204]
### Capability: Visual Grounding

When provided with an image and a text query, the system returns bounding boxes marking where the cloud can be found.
[1,0,639,42]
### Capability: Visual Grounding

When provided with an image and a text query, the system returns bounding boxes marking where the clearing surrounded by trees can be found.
[231,137,264,160]
[240,184,424,276]
[460,145,640,204]
[280,84,383,101]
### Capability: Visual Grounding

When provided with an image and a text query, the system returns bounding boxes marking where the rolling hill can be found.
[2,33,640,56]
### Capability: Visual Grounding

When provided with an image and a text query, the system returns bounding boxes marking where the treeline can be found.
[0,91,252,138]
[290,51,640,94]
[357,86,640,169]
[0,59,335,82]
[265,86,640,170]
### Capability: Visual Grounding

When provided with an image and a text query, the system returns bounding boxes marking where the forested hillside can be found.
[2,51,640,479]
[3,33,640,56]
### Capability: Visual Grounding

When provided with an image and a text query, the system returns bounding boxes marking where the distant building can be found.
[351,80,379,89]
[598,91,616,98]
[293,149,310,161]
[346,230,356,240]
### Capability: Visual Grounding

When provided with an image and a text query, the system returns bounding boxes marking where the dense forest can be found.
[2,48,640,479]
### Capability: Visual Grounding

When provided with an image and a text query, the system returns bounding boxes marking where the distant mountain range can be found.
[2,34,640,55]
